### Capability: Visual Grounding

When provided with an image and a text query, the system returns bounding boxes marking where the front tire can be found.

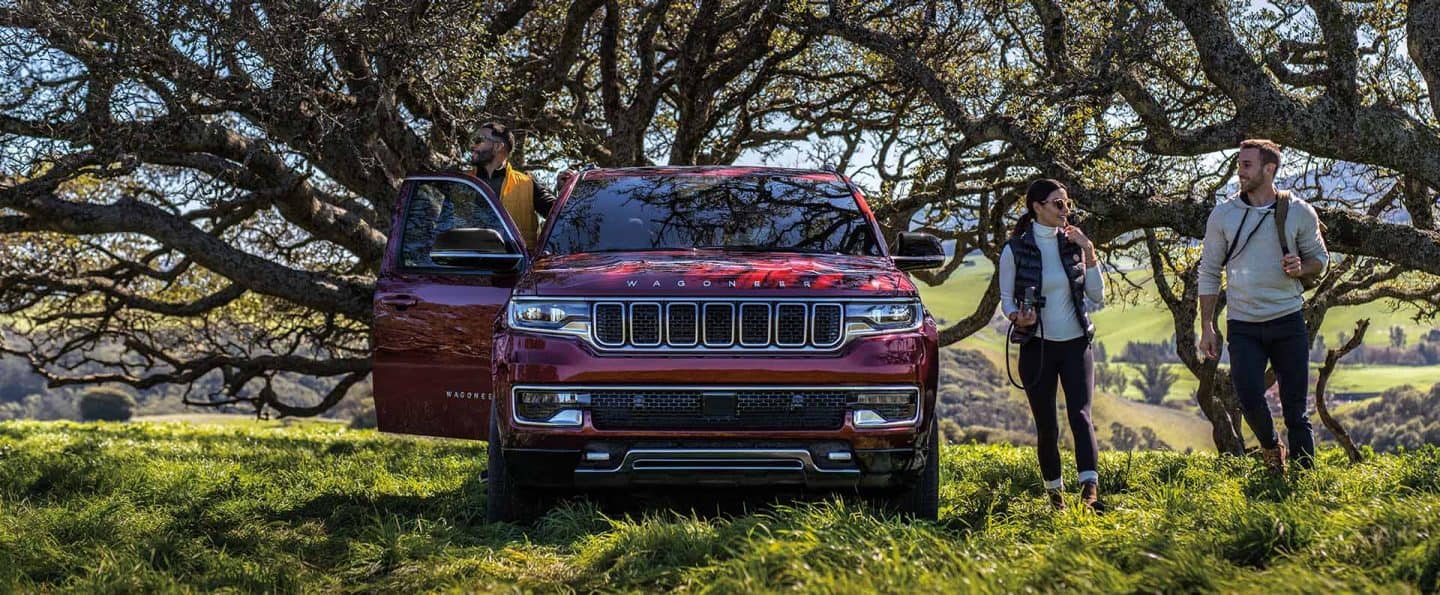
[887,418,941,520]
[486,413,544,523]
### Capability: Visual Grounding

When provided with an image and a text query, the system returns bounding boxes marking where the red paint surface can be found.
[517,251,915,297]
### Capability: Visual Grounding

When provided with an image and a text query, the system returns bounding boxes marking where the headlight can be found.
[509,300,591,336]
[845,301,922,337]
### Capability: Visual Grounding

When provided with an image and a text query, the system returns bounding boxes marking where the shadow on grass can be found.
[271,473,937,550]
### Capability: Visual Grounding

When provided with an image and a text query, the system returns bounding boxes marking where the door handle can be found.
[380,295,418,310]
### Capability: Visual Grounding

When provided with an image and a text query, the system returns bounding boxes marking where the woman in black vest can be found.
[1000,179,1107,511]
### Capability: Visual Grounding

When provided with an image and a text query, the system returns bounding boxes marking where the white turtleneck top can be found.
[998,222,1106,342]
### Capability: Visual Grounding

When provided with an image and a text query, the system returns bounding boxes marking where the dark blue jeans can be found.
[1227,311,1314,467]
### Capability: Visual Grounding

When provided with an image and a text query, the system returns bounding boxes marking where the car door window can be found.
[399,179,516,269]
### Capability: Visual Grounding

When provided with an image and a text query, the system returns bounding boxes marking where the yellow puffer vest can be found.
[497,168,537,246]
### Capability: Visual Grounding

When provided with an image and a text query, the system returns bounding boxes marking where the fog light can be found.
[544,410,582,426]
[518,391,591,406]
[853,410,890,426]
[854,392,913,406]
[851,390,918,427]
[515,390,590,426]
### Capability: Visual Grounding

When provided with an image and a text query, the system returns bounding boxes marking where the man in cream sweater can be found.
[1198,139,1329,474]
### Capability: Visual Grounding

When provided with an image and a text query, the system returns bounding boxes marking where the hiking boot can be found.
[1080,481,1104,513]
[1047,489,1066,510]
[1262,443,1289,476]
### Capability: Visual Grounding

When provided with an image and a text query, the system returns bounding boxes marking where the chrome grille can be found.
[591,300,848,351]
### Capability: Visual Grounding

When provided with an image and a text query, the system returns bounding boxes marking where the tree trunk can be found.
[1316,319,1369,463]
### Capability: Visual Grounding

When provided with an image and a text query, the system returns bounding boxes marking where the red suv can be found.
[373,166,944,521]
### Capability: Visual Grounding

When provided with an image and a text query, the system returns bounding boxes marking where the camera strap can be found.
[1221,207,1271,268]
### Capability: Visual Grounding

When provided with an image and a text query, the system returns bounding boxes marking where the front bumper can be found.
[503,443,921,489]
[491,320,939,489]
[492,324,939,450]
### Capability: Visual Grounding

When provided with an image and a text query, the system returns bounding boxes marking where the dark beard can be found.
[471,149,496,168]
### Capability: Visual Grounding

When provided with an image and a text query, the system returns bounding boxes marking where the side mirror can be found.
[891,232,945,271]
[430,228,523,272]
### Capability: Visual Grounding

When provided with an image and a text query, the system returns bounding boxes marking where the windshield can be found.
[542,174,883,256]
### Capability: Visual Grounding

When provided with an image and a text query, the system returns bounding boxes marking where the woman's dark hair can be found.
[1011,178,1067,238]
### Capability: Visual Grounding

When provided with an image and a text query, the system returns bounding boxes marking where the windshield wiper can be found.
[567,248,686,254]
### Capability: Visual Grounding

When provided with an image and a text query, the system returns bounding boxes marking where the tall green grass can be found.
[2,421,1438,592]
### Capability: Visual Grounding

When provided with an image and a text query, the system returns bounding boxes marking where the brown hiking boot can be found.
[1262,443,1289,476]
[1080,481,1103,512]
[1047,489,1066,510]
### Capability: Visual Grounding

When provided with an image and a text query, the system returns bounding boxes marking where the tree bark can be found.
[1315,319,1369,463]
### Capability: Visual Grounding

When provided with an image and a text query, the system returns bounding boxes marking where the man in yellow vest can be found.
[468,121,559,246]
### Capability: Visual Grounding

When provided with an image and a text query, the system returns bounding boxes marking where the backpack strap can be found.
[1274,190,1292,256]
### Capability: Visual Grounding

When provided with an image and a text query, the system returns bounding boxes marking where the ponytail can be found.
[1010,211,1034,238]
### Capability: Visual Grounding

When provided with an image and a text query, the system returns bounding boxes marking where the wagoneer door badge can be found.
[445,391,493,400]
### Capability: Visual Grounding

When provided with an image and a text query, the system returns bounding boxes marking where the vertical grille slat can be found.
[631,303,661,346]
[704,303,735,346]
[667,303,698,346]
[812,304,843,347]
[776,304,806,346]
[739,303,770,345]
[595,303,625,345]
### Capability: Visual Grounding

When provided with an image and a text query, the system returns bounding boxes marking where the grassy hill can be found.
[2,421,1437,592]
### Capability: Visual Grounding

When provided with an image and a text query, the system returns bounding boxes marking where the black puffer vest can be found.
[1007,225,1094,343]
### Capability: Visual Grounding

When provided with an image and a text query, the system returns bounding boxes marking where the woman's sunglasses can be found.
[1041,197,1074,210]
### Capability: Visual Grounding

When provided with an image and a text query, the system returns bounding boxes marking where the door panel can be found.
[373,175,525,440]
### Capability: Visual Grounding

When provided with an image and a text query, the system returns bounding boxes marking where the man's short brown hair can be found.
[477,121,516,152]
[1239,138,1283,172]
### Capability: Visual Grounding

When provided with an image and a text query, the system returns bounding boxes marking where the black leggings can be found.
[1018,337,1099,485]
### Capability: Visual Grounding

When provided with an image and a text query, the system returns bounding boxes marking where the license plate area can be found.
[702,392,738,418]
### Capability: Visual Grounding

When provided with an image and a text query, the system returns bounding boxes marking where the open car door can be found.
[372,174,527,440]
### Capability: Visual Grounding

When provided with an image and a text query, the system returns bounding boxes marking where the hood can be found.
[516,250,917,297]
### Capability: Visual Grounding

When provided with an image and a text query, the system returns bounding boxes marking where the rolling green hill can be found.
[917,256,1440,401]
[2,422,1437,592]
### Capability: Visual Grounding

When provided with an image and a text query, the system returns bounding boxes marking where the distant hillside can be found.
[1,422,1436,591]
[1323,383,1440,452]
[917,256,1440,406]
[937,346,1214,451]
